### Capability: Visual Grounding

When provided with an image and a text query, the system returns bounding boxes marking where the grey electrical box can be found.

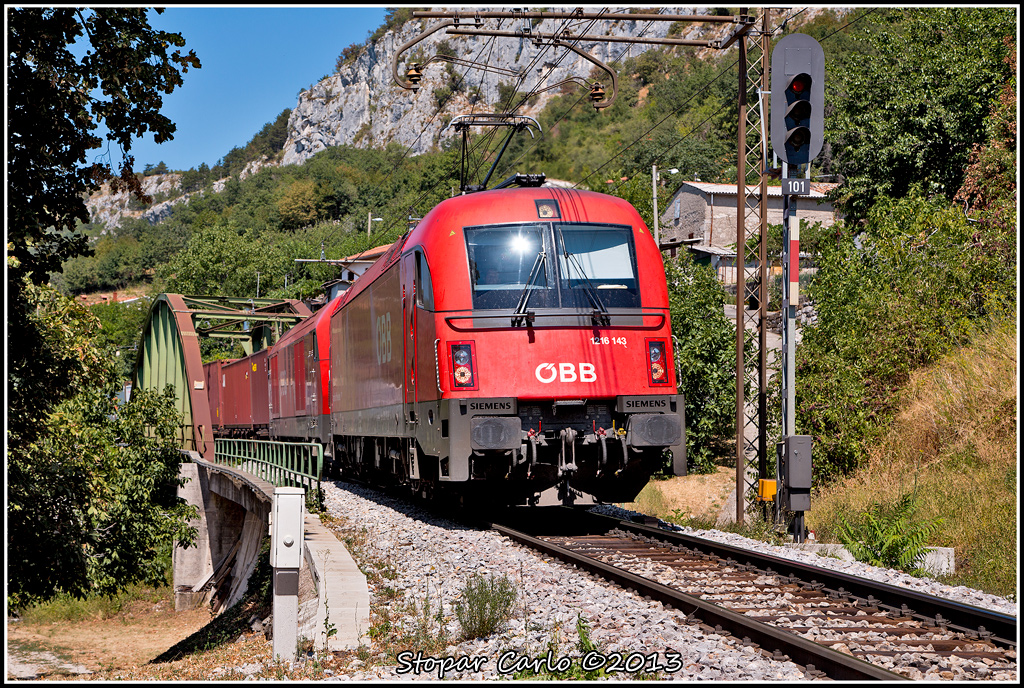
[779,435,812,512]
[783,435,812,489]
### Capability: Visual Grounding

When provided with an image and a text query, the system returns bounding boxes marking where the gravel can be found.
[321,480,810,681]
[315,481,1016,681]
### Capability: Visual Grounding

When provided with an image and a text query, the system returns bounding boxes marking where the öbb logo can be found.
[535,362,597,384]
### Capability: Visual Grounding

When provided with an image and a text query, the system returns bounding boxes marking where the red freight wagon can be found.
[203,358,234,432]
[219,350,268,435]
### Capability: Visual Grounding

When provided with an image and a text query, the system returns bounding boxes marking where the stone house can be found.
[657,181,839,252]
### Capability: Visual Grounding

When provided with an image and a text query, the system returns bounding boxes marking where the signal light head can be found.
[770,34,825,165]
[789,73,811,94]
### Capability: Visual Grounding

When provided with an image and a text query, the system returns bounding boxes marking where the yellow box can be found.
[758,479,777,502]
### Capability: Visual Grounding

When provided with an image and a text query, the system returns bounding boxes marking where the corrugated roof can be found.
[679,181,837,199]
[689,244,736,257]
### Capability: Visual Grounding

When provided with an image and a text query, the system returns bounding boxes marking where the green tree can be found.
[664,252,744,473]
[826,8,1015,223]
[796,192,1015,482]
[8,8,199,285]
[7,8,199,607]
[7,285,197,608]
[954,37,1016,256]
[160,224,287,296]
[277,178,324,230]
[90,299,152,378]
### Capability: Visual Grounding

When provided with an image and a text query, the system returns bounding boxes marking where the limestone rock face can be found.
[85,173,181,232]
[85,8,844,231]
[281,8,745,165]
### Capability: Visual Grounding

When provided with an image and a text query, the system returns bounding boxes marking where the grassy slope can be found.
[807,319,1017,598]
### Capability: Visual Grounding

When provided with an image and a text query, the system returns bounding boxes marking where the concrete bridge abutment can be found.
[172,453,369,650]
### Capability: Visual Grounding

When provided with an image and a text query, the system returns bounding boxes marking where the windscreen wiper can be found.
[511,249,546,327]
[555,226,610,326]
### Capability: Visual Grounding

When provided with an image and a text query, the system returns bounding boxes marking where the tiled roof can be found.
[344,243,392,262]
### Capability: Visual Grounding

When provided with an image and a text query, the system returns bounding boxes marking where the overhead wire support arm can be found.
[446,27,719,49]
[391,16,483,91]
[440,28,620,109]
[412,10,747,24]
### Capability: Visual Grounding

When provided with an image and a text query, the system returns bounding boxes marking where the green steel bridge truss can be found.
[131,294,311,459]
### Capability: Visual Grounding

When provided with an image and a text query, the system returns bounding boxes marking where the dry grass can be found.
[620,467,736,521]
[807,319,1017,597]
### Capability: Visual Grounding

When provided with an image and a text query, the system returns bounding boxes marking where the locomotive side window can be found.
[555,223,640,309]
[415,250,434,310]
[465,224,556,310]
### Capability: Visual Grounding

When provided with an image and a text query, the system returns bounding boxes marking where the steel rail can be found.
[491,522,906,681]
[614,519,1018,649]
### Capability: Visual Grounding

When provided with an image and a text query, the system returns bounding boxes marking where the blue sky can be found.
[120,6,388,172]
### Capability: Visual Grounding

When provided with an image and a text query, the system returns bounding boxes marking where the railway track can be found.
[489,510,1017,681]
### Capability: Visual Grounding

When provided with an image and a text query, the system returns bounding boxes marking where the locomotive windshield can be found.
[465,222,639,310]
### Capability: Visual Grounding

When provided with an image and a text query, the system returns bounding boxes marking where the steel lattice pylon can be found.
[734,9,772,523]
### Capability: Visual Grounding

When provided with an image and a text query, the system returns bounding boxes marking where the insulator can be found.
[406,64,423,85]
[590,83,606,102]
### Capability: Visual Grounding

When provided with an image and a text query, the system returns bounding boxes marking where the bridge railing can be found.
[214,438,323,493]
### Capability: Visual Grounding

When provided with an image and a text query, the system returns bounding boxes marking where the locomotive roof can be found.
[337,186,653,308]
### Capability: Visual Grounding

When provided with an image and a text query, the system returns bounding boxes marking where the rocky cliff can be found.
[87,7,841,230]
[282,7,748,165]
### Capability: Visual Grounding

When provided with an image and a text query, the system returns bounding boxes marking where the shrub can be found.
[453,573,517,640]
[796,192,1015,483]
[837,491,944,576]
[665,252,750,473]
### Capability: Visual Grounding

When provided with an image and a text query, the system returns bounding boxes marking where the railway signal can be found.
[770,33,824,542]
[770,33,824,166]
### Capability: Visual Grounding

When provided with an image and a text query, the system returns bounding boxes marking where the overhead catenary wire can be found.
[366,7,883,250]
[367,9,586,237]
[490,7,668,183]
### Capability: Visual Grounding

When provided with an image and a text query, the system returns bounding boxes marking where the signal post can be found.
[769,33,824,542]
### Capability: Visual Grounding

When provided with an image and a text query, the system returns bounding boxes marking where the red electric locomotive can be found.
[328,185,685,505]
[266,295,344,445]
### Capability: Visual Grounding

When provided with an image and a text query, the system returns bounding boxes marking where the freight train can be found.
[204,184,685,506]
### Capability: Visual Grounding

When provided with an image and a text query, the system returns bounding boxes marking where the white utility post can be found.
[651,166,679,250]
[271,486,305,662]
[652,164,659,248]
[367,212,383,236]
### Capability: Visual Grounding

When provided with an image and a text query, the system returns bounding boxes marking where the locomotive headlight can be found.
[453,349,471,366]
[649,342,663,362]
